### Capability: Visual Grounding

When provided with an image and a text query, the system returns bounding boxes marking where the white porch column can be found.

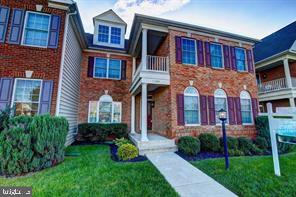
[289,97,295,107]
[132,57,136,76]
[141,83,148,141]
[283,58,292,88]
[131,95,136,134]
[142,28,148,71]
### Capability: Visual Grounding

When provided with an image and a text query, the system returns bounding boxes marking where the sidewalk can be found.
[147,152,237,197]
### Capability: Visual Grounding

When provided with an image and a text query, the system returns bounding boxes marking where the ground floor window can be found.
[88,94,121,123]
[240,91,253,124]
[214,89,228,124]
[184,86,200,125]
[12,79,42,116]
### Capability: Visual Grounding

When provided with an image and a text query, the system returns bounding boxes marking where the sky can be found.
[76,0,296,39]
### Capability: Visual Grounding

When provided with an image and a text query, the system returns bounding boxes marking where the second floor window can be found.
[182,38,196,65]
[23,12,50,47]
[210,43,223,68]
[98,25,109,43]
[94,58,121,80]
[235,48,246,71]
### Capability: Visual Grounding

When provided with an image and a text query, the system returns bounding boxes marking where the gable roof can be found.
[254,21,296,63]
[93,9,127,27]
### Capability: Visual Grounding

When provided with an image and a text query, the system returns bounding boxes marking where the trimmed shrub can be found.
[219,136,238,150]
[254,136,268,151]
[178,136,200,156]
[199,133,220,152]
[77,123,128,142]
[114,137,131,147]
[228,149,244,156]
[237,137,263,155]
[117,144,138,161]
[256,116,293,153]
[0,115,68,176]
[0,107,12,131]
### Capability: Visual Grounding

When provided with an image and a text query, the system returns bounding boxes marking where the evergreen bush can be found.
[199,133,220,152]
[0,115,68,176]
[117,144,138,161]
[178,136,200,156]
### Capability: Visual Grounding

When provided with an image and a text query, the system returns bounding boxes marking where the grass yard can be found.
[193,151,296,196]
[0,145,178,197]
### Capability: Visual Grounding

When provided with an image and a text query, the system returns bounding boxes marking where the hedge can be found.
[0,115,68,176]
[178,136,201,156]
[199,133,220,152]
[255,116,293,153]
[76,123,128,142]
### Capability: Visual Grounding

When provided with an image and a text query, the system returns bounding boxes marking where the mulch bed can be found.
[176,151,225,161]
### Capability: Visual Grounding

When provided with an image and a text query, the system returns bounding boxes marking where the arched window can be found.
[88,93,122,123]
[214,89,228,124]
[184,87,200,125]
[240,91,252,124]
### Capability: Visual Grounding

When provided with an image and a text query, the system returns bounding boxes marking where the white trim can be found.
[184,86,201,125]
[93,57,121,80]
[56,12,70,116]
[181,37,198,66]
[240,90,254,125]
[11,78,43,115]
[93,21,125,48]
[21,11,51,48]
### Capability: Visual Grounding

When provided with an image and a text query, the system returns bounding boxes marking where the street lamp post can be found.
[218,108,229,170]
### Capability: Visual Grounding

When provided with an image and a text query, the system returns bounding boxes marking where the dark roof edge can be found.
[134,14,260,43]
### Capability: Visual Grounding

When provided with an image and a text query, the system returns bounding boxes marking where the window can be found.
[184,87,200,125]
[88,94,122,123]
[214,89,228,124]
[240,91,253,124]
[98,25,109,43]
[23,12,50,47]
[94,58,121,80]
[97,25,122,46]
[12,79,42,116]
[210,43,223,68]
[182,38,196,65]
[110,27,121,44]
[235,48,246,71]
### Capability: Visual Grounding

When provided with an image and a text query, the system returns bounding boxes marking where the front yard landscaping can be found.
[0,145,178,197]
[193,151,296,196]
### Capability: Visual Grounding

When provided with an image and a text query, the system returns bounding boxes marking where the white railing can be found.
[258,78,288,93]
[146,55,169,72]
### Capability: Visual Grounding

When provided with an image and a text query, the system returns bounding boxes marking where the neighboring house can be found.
[1,1,260,153]
[254,21,296,112]
[0,0,86,145]
[81,10,259,153]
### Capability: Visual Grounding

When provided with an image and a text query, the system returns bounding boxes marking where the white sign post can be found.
[267,103,296,176]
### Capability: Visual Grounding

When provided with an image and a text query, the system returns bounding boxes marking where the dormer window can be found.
[111,27,121,44]
[98,25,109,43]
[96,24,123,46]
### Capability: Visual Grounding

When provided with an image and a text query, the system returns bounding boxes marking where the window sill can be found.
[242,123,254,126]
[182,63,197,66]
[92,76,121,81]
[185,124,201,127]
[211,67,225,70]
[237,70,248,73]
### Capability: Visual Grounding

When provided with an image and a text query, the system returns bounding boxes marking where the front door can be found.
[147,102,152,130]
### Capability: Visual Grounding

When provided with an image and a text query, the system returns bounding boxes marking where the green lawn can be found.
[0,145,178,197]
[192,151,296,196]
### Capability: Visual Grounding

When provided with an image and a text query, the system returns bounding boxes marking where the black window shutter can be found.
[87,57,94,77]
[121,60,127,80]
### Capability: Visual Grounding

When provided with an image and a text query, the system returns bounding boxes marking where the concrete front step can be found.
[129,133,177,155]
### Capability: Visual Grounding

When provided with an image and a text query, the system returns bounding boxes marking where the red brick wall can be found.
[78,51,132,128]
[167,30,258,139]
[289,62,296,78]
[0,0,66,115]
[260,99,290,113]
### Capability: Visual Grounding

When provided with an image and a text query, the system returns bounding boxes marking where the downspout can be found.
[55,9,77,116]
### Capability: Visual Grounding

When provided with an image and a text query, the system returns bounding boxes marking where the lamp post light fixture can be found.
[218,108,229,170]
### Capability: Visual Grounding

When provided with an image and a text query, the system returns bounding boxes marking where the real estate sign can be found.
[267,104,296,176]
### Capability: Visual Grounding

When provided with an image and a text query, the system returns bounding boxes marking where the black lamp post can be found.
[218,108,229,170]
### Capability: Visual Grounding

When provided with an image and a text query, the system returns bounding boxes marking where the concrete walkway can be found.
[147,152,237,197]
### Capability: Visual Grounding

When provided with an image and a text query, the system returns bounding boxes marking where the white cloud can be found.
[114,0,190,36]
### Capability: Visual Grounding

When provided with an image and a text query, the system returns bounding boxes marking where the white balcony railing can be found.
[258,78,288,93]
[146,55,169,72]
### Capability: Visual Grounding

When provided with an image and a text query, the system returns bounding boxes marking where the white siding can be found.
[58,19,82,146]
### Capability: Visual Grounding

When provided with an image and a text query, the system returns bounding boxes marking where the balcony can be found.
[131,55,170,92]
[257,77,296,102]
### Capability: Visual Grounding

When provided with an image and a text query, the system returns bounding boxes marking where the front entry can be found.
[147,101,153,130]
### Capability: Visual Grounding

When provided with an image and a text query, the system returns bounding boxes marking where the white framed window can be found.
[22,11,51,47]
[210,43,223,68]
[182,38,197,65]
[214,89,228,124]
[184,86,200,125]
[235,48,247,71]
[94,22,124,48]
[11,79,42,116]
[88,94,122,123]
[94,58,121,80]
[240,91,253,125]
